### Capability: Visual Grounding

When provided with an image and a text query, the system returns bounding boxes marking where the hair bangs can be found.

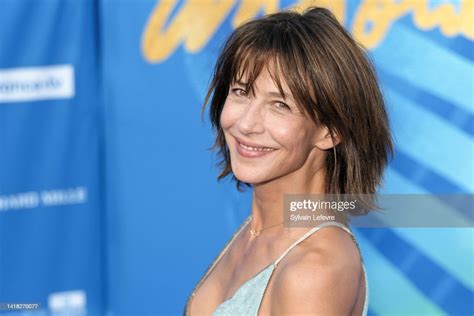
[228,40,314,121]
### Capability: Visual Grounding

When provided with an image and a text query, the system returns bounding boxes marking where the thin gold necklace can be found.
[249,218,287,237]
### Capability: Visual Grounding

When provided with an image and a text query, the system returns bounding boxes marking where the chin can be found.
[232,164,284,185]
[233,172,263,185]
[232,166,268,185]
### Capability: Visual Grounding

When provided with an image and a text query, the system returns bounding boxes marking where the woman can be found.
[185,6,393,316]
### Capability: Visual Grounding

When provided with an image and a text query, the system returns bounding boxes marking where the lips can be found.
[235,137,276,158]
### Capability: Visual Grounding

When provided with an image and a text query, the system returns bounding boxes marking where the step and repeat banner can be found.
[1,0,473,315]
[0,0,104,315]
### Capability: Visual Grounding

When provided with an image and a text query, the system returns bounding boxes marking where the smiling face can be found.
[220,65,329,185]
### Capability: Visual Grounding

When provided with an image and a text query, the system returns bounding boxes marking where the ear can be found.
[313,126,341,150]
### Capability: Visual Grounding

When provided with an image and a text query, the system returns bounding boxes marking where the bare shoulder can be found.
[270,226,363,315]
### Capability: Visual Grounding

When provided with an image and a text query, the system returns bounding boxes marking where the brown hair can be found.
[201,6,394,214]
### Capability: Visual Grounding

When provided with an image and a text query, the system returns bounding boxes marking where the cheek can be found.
[220,100,240,130]
[271,120,313,151]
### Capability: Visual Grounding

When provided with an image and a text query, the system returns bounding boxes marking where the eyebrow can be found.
[233,80,294,102]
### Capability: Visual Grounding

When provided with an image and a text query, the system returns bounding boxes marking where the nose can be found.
[236,100,265,135]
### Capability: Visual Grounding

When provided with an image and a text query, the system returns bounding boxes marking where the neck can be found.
[250,162,327,231]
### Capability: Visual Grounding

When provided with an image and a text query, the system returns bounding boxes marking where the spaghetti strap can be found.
[206,215,253,274]
[274,221,354,266]
[185,215,252,316]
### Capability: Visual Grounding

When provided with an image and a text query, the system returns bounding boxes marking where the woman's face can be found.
[220,67,327,185]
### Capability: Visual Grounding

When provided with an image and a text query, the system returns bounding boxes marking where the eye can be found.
[231,88,248,97]
[274,101,291,111]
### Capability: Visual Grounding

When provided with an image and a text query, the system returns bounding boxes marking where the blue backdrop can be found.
[0,0,473,315]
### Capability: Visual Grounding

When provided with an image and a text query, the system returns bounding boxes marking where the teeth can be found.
[239,142,274,152]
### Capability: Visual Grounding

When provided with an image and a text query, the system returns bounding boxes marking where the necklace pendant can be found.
[250,229,260,237]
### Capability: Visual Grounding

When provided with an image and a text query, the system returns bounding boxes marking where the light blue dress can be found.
[187,215,369,316]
